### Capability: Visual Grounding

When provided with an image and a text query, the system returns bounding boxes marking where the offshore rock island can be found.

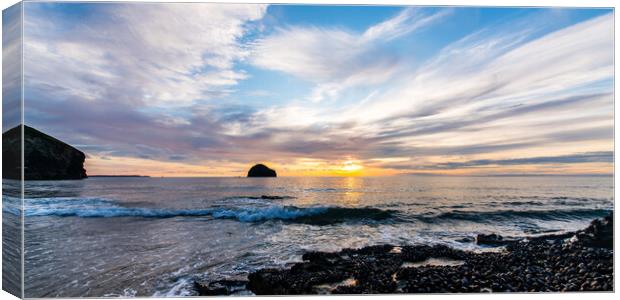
[247,164,277,177]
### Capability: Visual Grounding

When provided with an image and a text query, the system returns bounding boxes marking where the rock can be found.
[247,164,277,177]
[2,125,87,180]
[260,195,287,200]
[245,195,291,200]
[572,213,613,249]
[476,233,507,246]
[461,278,470,286]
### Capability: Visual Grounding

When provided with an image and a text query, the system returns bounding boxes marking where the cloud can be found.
[168,155,187,161]
[24,3,267,107]
[371,92,611,140]
[246,12,613,169]
[250,8,450,102]
[361,8,449,42]
[2,3,22,130]
[20,2,272,168]
[417,151,614,170]
[348,13,614,125]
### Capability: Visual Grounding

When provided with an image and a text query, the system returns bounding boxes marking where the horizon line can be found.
[85,173,614,178]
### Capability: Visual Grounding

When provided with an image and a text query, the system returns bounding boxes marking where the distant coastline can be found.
[88,175,150,178]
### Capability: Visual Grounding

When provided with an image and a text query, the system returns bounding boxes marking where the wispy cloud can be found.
[362,8,450,42]
[24,3,266,107]
[412,151,614,170]
[250,8,450,102]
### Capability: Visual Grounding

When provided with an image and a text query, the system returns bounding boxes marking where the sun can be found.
[340,160,363,173]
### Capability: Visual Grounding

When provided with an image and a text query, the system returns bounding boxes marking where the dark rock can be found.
[247,164,277,177]
[475,233,509,246]
[244,195,292,200]
[3,125,87,180]
[572,212,613,249]
[260,195,287,200]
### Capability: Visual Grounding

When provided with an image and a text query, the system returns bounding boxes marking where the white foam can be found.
[21,196,332,222]
[153,277,194,297]
[212,206,328,222]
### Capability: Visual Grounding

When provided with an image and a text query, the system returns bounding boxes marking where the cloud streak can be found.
[415,151,614,170]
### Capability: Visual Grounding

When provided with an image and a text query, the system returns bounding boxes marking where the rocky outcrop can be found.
[475,233,505,246]
[195,213,614,295]
[475,213,613,249]
[572,212,613,249]
[2,125,87,180]
[247,164,277,177]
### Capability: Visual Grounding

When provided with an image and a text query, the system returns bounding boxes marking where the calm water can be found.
[2,176,614,297]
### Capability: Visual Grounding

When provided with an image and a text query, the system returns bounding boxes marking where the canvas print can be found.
[1,1,614,298]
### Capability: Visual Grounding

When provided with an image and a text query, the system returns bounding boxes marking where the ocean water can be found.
[1,175,614,297]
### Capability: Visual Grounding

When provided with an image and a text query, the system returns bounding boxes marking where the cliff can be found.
[2,125,87,180]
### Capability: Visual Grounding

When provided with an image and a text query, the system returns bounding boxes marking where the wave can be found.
[16,196,611,225]
[415,208,612,223]
[211,206,394,225]
[490,201,545,207]
[2,195,24,216]
[21,197,395,225]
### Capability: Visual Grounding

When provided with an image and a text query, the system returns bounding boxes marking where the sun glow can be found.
[339,160,363,174]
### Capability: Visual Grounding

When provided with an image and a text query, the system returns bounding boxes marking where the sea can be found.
[1,175,614,297]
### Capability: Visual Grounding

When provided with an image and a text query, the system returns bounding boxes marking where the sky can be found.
[6,3,614,177]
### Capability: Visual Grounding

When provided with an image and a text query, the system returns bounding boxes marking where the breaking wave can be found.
[15,196,612,225]
[21,197,395,225]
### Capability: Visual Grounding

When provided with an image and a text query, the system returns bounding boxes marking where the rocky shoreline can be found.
[195,213,613,295]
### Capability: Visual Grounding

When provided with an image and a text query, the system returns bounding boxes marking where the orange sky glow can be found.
[85,156,613,177]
